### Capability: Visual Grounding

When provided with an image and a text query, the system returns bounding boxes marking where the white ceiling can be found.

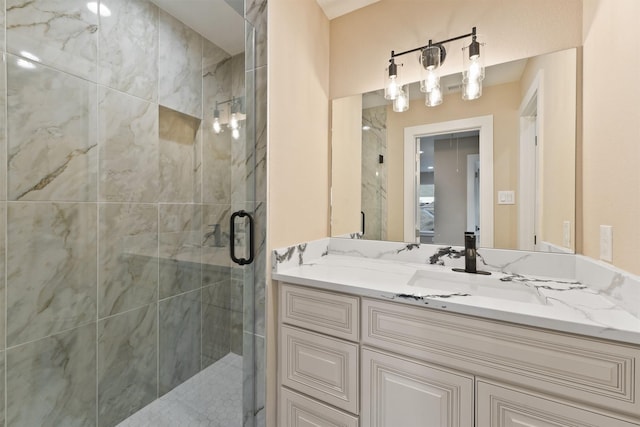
[151,0,245,55]
[316,0,381,20]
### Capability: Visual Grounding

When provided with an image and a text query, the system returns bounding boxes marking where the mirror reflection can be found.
[331,48,577,253]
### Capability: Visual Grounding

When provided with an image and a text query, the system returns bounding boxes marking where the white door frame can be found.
[466,154,480,234]
[403,116,494,247]
[518,71,543,250]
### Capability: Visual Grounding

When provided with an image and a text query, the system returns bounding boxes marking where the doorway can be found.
[403,116,494,247]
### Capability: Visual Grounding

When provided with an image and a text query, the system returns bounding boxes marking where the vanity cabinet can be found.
[277,283,640,427]
[361,347,474,427]
[278,284,361,426]
[476,381,639,427]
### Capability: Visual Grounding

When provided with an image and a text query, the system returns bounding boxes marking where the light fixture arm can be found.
[389,27,477,61]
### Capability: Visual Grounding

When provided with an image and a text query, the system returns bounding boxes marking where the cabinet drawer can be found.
[279,387,359,427]
[362,298,640,418]
[281,284,359,341]
[477,380,639,427]
[280,325,359,414]
[362,347,473,427]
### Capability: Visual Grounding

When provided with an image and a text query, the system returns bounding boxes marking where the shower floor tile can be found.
[117,353,243,427]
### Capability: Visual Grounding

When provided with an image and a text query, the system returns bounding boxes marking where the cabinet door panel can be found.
[477,380,639,427]
[362,348,473,427]
[279,388,359,427]
[281,284,360,341]
[280,325,359,414]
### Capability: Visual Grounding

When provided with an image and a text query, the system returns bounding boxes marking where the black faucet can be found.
[464,232,477,273]
[453,232,491,275]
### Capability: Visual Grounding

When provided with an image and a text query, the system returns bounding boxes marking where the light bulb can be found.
[231,128,240,140]
[229,113,239,130]
[426,86,442,107]
[386,75,399,100]
[212,117,221,134]
[463,78,481,100]
[393,87,409,112]
[468,58,482,81]
[424,69,439,92]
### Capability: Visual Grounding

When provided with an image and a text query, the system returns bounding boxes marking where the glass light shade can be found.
[419,46,441,93]
[212,117,222,133]
[462,41,485,82]
[229,113,239,130]
[384,61,401,100]
[462,77,482,100]
[231,127,240,140]
[425,85,443,107]
[393,86,409,112]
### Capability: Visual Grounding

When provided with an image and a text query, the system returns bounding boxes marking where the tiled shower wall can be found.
[0,0,253,426]
[361,105,388,241]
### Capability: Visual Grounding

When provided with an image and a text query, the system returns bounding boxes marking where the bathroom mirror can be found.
[331,48,577,253]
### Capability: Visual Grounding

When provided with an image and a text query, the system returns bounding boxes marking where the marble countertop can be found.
[272,239,640,345]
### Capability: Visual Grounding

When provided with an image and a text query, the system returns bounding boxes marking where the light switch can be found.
[600,225,613,262]
[497,190,515,205]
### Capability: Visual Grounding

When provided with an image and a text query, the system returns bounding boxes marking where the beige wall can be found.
[268,0,331,248]
[519,49,577,251]
[330,0,583,99]
[386,82,520,247]
[267,2,331,426]
[330,95,362,235]
[582,0,640,274]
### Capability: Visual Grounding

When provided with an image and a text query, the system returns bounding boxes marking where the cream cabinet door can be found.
[361,348,474,427]
[279,388,359,427]
[476,380,639,427]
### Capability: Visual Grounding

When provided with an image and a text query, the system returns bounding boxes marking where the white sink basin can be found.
[407,269,546,304]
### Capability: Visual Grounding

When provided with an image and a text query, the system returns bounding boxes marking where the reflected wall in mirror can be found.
[331,48,577,253]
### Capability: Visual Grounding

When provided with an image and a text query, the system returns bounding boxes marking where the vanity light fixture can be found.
[385,27,484,111]
[212,96,244,140]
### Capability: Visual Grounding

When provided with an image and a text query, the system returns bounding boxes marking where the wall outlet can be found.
[562,221,571,248]
[600,225,613,262]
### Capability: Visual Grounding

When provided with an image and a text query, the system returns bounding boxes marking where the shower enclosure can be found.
[0,0,266,426]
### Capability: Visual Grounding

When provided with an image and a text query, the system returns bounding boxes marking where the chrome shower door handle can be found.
[230,210,255,265]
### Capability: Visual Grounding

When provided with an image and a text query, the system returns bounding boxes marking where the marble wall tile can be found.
[202,276,230,310]
[98,87,159,202]
[203,55,232,205]
[245,0,267,69]
[202,284,231,367]
[203,38,231,75]
[159,106,201,203]
[203,204,232,269]
[159,204,202,299]
[253,66,267,204]
[242,330,255,427]
[230,309,243,355]
[98,303,157,427]
[361,106,387,241]
[7,323,96,427]
[6,0,98,81]
[0,204,5,352]
[7,202,97,346]
[0,57,5,202]
[0,0,5,51]
[159,289,201,395]
[7,57,97,201]
[158,10,203,119]
[98,203,158,318]
[0,351,4,427]
[98,0,159,101]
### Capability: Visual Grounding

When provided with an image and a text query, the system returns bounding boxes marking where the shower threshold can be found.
[117,353,243,427]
